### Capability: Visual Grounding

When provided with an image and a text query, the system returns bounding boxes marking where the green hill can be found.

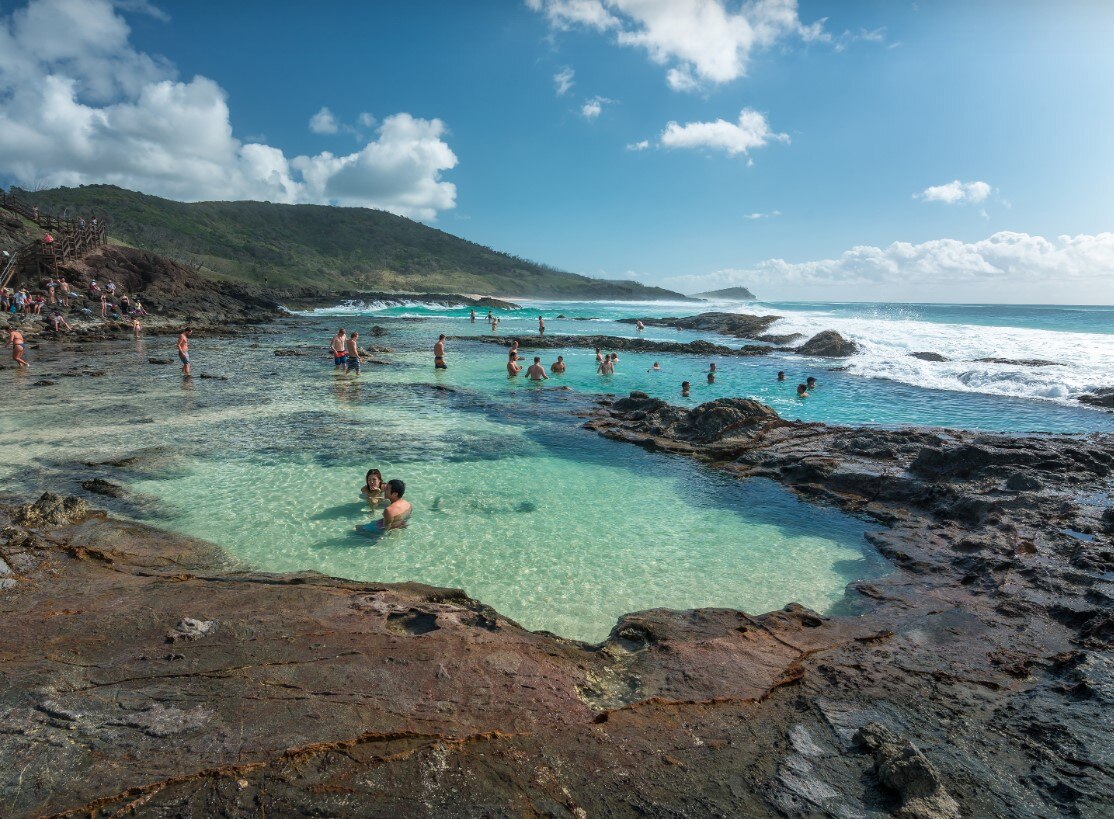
[693,286,756,300]
[16,185,686,300]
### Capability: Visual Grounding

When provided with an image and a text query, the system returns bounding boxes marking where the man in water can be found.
[331,328,347,368]
[806,376,817,390]
[599,355,615,375]
[777,370,786,381]
[359,479,412,535]
[526,356,548,381]
[507,356,522,377]
[509,340,520,362]
[797,383,809,398]
[177,329,192,376]
[551,355,566,373]
[681,380,690,397]
[346,332,361,375]
[636,320,645,331]
[7,328,29,367]
[434,334,447,369]
[648,361,661,372]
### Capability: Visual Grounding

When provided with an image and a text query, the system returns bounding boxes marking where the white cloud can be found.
[918,180,992,205]
[745,210,781,219]
[527,0,827,90]
[553,66,575,95]
[581,95,611,119]
[525,0,618,31]
[0,0,457,220]
[308,106,338,134]
[626,139,650,151]
[668,232,1114,299]
[660,108,787,156]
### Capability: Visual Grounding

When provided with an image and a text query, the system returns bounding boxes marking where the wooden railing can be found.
[0,190,109,287]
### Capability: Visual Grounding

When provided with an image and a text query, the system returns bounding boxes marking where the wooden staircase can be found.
[0,190,109,289]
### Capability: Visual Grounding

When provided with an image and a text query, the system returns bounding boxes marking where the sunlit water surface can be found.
[4,299,1111,641]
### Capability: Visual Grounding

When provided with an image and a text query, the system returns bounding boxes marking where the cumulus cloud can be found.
[669,232,1114,298]
[581,95,611,119]
[553,66,575,95]
[527,0,827,90]
[626,139,650,151]
[525,0,618,31]
[660,108,787,156]
[308,106,338,134]
[918,180,992,205]
[0,0,457,219]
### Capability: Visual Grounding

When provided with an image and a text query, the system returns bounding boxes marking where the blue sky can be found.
[1,0,1112,302]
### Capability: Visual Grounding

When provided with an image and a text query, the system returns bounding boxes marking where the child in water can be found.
[361,469,384,509]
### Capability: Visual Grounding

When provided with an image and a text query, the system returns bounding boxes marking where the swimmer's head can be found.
[806,376,816,387]
[557,356,564,362]
[351,331,358,339]
[797,384,808,396]
[387,479,405,499]
[777,371,785,380]
[439,334,445,340]
[534,356,541,363]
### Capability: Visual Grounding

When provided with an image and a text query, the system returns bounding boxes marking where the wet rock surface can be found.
[1077,387,1114,411]
[464,333,773,356]
[795,330,860,357]
[2,395,1112,815]
[618,311,782,338]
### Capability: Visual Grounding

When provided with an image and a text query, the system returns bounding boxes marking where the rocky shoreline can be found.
[2,390,1111,816]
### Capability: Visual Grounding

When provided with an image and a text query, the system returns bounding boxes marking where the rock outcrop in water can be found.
[795,330,860,357]
[618,311,781,338]
[464,334,773,357]
[2,392,1112,816]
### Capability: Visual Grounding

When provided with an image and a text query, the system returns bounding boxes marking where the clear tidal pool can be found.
[6,301,1109,642]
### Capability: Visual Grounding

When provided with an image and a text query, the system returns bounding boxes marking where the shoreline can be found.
[2,390,1111,815]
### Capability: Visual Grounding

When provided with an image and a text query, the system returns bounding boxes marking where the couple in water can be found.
[356,469,412,537]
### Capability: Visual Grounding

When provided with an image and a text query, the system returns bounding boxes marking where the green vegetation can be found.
[18,185,687,300]
[693,286,757,300]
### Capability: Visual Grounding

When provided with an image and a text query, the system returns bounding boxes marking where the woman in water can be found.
[361,468,384,509]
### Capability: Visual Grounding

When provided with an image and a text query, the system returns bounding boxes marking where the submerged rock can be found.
[975,357,1062,366]
[910,351,949,362]
[1077,387,1114,410]
[80,478,127,499]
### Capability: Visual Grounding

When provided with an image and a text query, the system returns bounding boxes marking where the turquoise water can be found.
[2,298,1110,642]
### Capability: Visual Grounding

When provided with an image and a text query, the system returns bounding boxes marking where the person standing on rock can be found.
[59,277,70,306]
[434,334,447,369]
[346,332,361,376]
[100,293,108,318]
[538,316,545,335]
[330,328,347,369]
[132,317,141,339]
[177,329,192,377]
[6,328,29,367]
[470,309,476,323]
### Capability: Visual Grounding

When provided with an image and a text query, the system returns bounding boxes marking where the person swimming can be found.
[797,383,809,398]
[361,469,384,508]
[681,380,690,397]
[777,370,786,381]
[356,479,412,537]
[648,361,661,372]
[526,356,548,380]
[551,355,566,373]
[806,376,817,389]
[599,355,615,375]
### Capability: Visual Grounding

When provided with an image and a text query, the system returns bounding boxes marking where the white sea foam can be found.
[751,304,1114,405]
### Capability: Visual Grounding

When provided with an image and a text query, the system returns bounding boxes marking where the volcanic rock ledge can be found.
[1,394,1112,816]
